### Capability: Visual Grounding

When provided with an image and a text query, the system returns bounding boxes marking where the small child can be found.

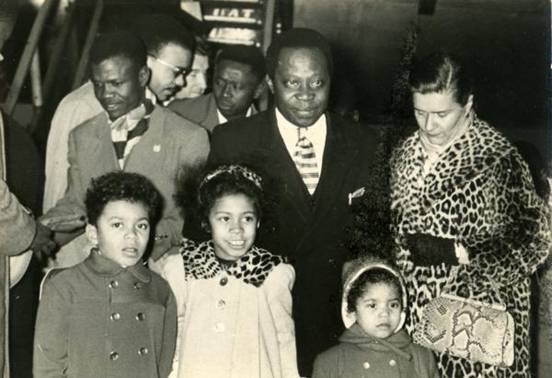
[312,256,438,378]
[152,164,299,378]
[33,171,177,378]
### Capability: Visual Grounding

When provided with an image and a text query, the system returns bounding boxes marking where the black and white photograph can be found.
[0,0,551,377]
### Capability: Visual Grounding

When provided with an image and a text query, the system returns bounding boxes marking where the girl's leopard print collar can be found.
[179,239,285,287]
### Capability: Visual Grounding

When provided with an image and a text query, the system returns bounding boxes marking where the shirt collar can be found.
[274,107,326,134]
[216,106,253,124]
[145,87,157,105]
[85,248,151,283]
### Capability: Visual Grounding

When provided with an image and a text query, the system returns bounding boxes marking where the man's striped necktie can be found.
[293,127,319,195]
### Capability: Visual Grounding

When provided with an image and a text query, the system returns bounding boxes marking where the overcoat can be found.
[0,113,41,377]
[390,116,551,377]
[33,251,177,378]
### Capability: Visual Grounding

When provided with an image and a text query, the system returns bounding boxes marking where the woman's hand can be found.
[454,242,470,264]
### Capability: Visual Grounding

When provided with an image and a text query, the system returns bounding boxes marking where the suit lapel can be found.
[125,107,165,173]
[309,115,360,231]
[94,114,120,170]
[205,94,219,130]
[257,110,312,222]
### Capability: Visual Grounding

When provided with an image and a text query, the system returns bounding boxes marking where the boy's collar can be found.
[85,248,151,283]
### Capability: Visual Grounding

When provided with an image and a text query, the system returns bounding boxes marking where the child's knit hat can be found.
[341,255,408,332]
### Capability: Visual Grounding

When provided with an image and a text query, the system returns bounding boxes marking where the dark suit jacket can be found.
[169,92,259,133]
[208,109,377,376]
[169,93,219,132]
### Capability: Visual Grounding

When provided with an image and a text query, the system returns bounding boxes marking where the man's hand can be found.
[29,223,57,262]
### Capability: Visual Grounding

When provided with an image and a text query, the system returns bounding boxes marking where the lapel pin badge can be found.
[153,144,161,152]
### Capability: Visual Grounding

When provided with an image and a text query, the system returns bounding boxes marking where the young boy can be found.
[312,256,438,378]
[33,172,177,378]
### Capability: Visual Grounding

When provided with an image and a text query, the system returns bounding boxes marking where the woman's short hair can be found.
[409,51,473,106]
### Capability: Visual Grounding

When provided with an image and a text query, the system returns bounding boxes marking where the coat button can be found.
[133,282,142,290]
[109,351,119,360]
[363,361,370,369]
[389,359,397,366]
[109,280,119,289]
[217,299,226,309]
[136,312,146,321]
[219,277,228,286]
[110,312,121,321]
[138,347,149,355]
[214,322,225,333]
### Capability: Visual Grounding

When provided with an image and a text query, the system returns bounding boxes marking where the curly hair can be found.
[85,171,162,226]
[346,267,403,313]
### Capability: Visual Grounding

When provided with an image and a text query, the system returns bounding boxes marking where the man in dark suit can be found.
[208,28,376,376]
[169,45,266,132]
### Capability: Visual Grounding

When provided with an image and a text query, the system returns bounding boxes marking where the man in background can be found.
[170,44,266,132]
[43,14,196,213]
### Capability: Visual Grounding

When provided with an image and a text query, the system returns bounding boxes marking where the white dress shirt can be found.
[216,106,253,125]
[275,108,327,175]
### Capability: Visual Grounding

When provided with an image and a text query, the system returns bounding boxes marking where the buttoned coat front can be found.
[42,105,209,261]
[33,252,177,378]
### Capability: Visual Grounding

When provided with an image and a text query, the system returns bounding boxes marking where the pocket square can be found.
[348,187,366,205]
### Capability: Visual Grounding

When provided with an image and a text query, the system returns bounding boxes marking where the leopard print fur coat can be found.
[390,115,551,377]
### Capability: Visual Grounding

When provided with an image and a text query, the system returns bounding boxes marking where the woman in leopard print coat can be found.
[390,52,551,377]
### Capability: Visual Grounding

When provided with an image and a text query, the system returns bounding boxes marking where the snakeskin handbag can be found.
[413,271,514,367]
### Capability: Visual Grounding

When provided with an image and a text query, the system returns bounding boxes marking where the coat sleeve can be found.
[311,350,336,378]
[264,263,300,378]
[33,273,70,378]
[0,178,36,255]
[150,125,209,261]
[159,287,178,378]
[43,84,101,212]
[41,129,87,233]
[150,249,188,378]
[460,151,551,284]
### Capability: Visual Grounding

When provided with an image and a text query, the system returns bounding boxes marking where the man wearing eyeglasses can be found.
[44,15,198,215]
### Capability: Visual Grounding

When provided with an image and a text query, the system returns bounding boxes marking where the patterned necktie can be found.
[293,127,319,195]
[111,101,153,168]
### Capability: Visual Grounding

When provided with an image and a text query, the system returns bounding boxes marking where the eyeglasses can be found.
[148,54,189,78]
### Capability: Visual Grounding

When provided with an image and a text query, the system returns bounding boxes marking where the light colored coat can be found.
[43,81,103,213]
[152,240,299,378]
[42,105,209,263]
[0,113,36,377]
